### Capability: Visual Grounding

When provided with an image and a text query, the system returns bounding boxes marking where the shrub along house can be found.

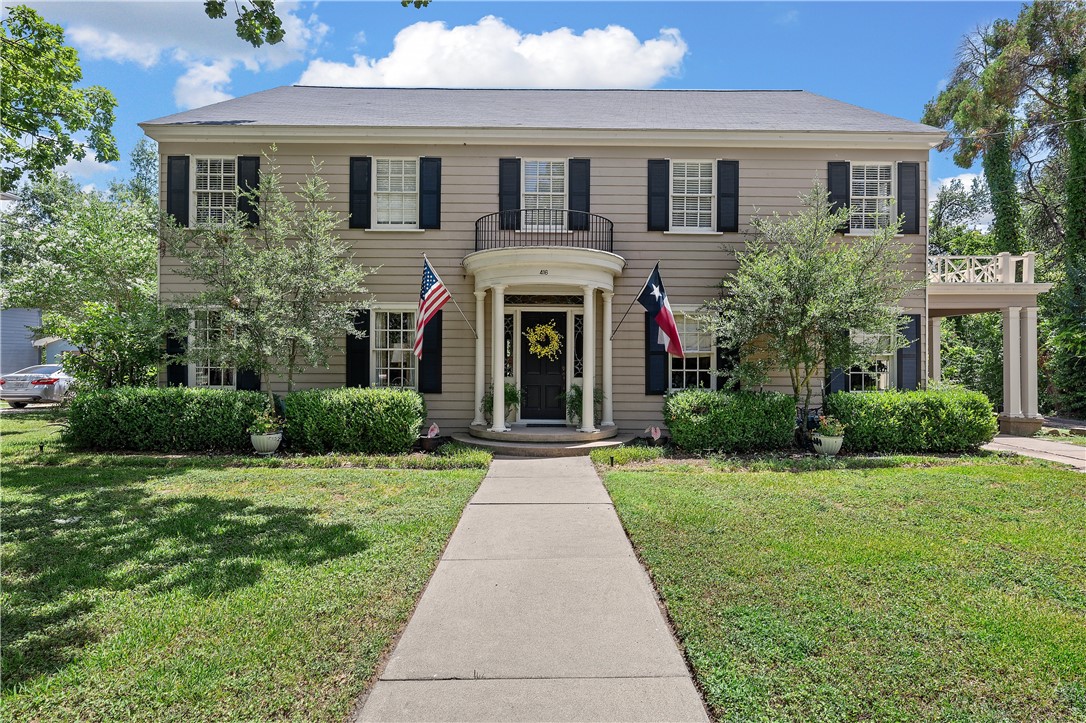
[141,86,1050,444]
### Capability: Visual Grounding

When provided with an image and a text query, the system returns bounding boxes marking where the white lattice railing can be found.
[928,252,1036,284]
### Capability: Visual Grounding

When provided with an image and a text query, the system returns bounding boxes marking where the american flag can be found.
[414,256,451,358]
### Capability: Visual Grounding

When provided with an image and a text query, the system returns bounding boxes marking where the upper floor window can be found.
[669,313,714,390]
[194,157,237,225]
[372,309,417,388]
[670,161,715,231]
[374,158,418,228]
[523,160,566,230]
[190,309,235,389]
[850,163,893,233]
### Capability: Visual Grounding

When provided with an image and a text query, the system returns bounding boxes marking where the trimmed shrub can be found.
[824,387,998,453]
[663,389,795,452]
[68,387,267,452]
[283,387,425,454]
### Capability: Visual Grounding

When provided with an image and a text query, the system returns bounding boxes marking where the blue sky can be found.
[31,0,1022,194]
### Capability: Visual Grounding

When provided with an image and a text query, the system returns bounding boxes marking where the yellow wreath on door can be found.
[524,320,564,361]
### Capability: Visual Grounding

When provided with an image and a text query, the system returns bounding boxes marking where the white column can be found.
[601,291,614,427]
[930,316,942,384]
[472,289,486,426]
[580,286,597,432]
[1003,306,1023,418]
[1021,307,1039,418]
[490,285,508,432]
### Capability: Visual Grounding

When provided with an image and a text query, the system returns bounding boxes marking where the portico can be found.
[463,245,626,436]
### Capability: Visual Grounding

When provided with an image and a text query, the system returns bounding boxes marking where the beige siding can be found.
[159,142,929,433]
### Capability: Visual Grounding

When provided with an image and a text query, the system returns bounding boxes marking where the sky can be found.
[27,0,1023,197]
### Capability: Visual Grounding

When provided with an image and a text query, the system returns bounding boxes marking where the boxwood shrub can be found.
[283,387,425,454]
[824,387,997,453]
[68,387,267,452]
[663,389,795,452]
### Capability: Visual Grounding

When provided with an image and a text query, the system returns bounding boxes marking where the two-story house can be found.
[141,86,1049,445]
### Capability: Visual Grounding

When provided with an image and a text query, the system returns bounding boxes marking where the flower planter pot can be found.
[418,436,443,452]
[251,432,283,455]
[811,433,844,456]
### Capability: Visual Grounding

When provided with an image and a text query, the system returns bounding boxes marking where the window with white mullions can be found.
[190,310,235,389]
[671,161,714,230]
[373,310,417,388]
[669,314,714,390]
[194,157,236,225]
[849,164,894,232]
[846,329,896,391]
[375,159,419,228]
[523,160,566,229]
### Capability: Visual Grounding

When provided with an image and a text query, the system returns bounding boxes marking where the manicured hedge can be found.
[68,387,267,452]
[663,389,795,452]
[283,387,425,454]
[825,388,998,453]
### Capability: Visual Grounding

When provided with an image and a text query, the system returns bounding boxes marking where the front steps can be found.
[454,423,633,457]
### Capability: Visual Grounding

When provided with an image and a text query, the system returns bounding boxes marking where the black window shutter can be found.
[237,156,260,227]
[346,310,370,387]
[498,158,521,230]
[715,341,740,391]
[827,161,851,233]
[645,312,668,395]
[647,159,670,231]
[716,160,739,233]
[826,367,848,396]
[419,157,441,230]
[349,157,371,229]
[165,330,188,387]
[897,313,922,390]
[166,156,189,227]
[418,311,442,394]
[898,162,920,235]
[235,368,261,391]
[568,158,591,231]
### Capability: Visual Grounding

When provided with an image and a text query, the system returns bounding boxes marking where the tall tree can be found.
[700,185,919,439]
[202,1,430,47]
[163,157,372,403]
[923,24,1022,253]
[0,6,118,192]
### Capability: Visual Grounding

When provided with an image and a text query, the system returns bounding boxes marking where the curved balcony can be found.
[475,209,613,253]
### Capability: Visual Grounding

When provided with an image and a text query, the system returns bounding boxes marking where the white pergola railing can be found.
[928,252,1036,284]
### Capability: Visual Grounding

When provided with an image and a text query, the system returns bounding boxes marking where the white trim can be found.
[143,125,946,150]
[372,157,420,230]
[668,159,715,232]
[190,155,237,227]
[369,304,419,389]
[844,160,896,236]
[187,308,236,390]
[521,158,568,232]
[667,307,716,392]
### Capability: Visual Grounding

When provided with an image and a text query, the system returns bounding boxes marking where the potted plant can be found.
[811,415,846,456]
[480,383,522,424]
[249,408,283,455]
[560,384,605,426]
[419,422,442,452]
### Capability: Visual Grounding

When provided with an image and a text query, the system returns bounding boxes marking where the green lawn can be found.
[602,461,1086,722]
[1,411,486,721]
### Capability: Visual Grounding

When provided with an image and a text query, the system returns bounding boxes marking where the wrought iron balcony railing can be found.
[475,209,613,253]
[928,252,1037,284]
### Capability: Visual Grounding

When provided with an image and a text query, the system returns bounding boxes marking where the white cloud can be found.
[32,1,328,109]
[299,16,687,89]
[59,156,118,179]
[775,10,800,25]
[173,59,235,109]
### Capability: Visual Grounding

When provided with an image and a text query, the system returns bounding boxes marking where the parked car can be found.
[0,364,71,408]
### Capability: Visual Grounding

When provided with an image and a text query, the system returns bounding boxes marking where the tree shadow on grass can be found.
[1,463,369,691]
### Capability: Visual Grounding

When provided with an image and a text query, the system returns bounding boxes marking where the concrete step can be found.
[469,423,618,443]
[451,432,635,458]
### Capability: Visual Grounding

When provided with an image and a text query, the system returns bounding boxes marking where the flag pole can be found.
[424,254,477,339]
[610,262,660,341]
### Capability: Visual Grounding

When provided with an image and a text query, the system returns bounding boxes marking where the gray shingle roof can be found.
[142,86,942,134]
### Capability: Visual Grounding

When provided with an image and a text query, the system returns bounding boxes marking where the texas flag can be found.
[636,262,684,358]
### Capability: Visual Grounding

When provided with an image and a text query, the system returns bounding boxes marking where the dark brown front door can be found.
[520,312,566,420]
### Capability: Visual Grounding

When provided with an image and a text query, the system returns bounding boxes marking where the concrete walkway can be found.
[984,434,1086,472]
[354,456,708,722]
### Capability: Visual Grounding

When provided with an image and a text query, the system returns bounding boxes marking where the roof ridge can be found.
[289,85,807,93]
